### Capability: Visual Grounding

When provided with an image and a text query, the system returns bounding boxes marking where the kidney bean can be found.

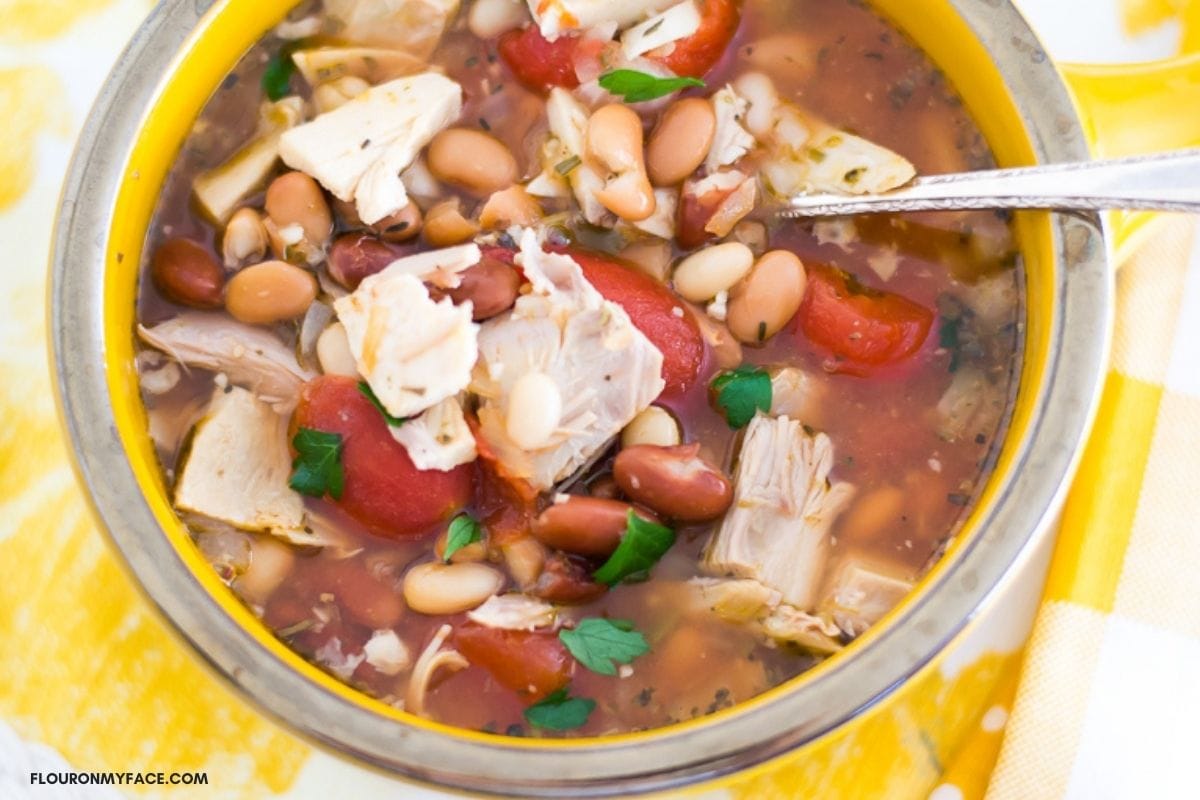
[442,256,521,321]
[613,443,733,522]
[151,238,224,308]
[530,496,658,558]
[327,232,404,289]
[529,552,607,605]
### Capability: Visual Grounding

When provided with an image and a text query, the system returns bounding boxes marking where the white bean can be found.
[221,207,268,269]
[317,322,359,377]
[621,406,681,448]
[234,535,295,605]
[672,242,755,303]
[403,562,505,615]
[468,0,528,39]
[733,71,779,138]
[506,371,562,449]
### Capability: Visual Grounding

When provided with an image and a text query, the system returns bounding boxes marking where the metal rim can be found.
[50,0,1112,795]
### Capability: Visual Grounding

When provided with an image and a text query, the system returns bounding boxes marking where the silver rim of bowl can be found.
[50,0,1112,796]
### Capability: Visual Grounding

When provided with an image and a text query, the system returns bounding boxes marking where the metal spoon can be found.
[780,148,1200,218]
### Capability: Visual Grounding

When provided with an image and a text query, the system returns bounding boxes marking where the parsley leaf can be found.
[523,687,596,731]
[358,381,407,427]
[593,511,675,586]
[559,618,649,676]
[288,428,345,500]
[443,514,482,562]
[598,69,705,103]
[261,44,298,101]
[711,365,772,429]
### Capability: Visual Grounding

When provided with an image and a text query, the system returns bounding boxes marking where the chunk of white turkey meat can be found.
[689,577,781,623]
[467,593,558,630]
[621,0,701,58]
[389,396,478,471]
[706,85,756,172]
[535,88,612,225]
[470,230,665,490]
[934,365,1004,443]
[768,366,824,422]
[174,385,305,539]
[323,0,460,58]
[759,604,843,654]
[631,187,678,239]
[193,97,305,223]
[279,73,462,225]
[138,312,316,410]
[363,630,413,676]
[704,414,855,608]
[528,0,676,39]
[334,260,479,420]
[819,558,914,638]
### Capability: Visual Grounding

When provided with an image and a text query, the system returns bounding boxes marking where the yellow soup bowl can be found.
[48,0,1200,795]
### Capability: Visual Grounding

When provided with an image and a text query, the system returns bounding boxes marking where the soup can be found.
[135,0,1021,737]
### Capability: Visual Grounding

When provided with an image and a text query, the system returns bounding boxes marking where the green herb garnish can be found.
[559,618,649,676]
[261,44,298,101]
[598,69,705,103]
[554,155,582,176]
[523,687,596,731]
[288,428,345,499]
[358,381,407,427]
[443,514,482,562]
[710,365,773,429]
[593,511,675,586]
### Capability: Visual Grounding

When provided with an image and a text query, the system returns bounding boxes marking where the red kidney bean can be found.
[531,496,651,558]
[326,232,409,289]
[613,443,733,522]
[151,238,224,308]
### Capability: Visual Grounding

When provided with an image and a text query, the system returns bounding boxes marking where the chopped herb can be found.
[360,138,371,149]
[385,221,410,234]
[554,155,582,176]
[594,511,676,586]
[277,618,314,637]
[479,117,491,131]
[843,167,867,185]
[358,381,407,427]
[757,320,768,342]
[559,618,649,676]
[466,55,479,68]
[806,147,827,163]
[505,723,525,736]
[443,514,482,562]
[939,317,962,372]
[598,69,705,103]
[643,18,664,35]
[523,687,596,731]
[635,687,654,706]
[288,428,345,499]
[947,492,970,506]
[710,365,772,429]
[261,44,298,101]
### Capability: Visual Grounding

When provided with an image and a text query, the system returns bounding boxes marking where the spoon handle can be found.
[781,148,1200,217]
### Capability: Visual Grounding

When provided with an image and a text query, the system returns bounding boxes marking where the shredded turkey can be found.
[389,396,478,471]
[820,558,914,638]
[470,230,665,490]
[323,0,460,58]
[138,312,316,410]
[706,86,756,172]
[689,577,781,623]
[466,593,558,630]
[759,605,843,654]
[174,386,305,538]
[363,630,413,676]
[405,624,468,716]
[334,261,479,419]
[528,0,676,40]
[704,414,855,608]
[279,72,462,224]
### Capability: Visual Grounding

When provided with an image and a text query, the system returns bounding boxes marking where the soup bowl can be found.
[48,0,1199,795]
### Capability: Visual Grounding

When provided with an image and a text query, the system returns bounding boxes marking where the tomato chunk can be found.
[797,267,933,373]
[566,249,705,399]
[498,27,581,92]
[651,0,741,79]
[454,624,573,700]
[292,375,473,539]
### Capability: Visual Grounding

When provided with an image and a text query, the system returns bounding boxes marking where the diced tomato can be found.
[291,376,473,539]
[498,27,581,92]
[676,180,735,250]
[468,414,538,546]
[454,624,573,700]
[565,248,706,399]
[651,0,741,79]
[797,267,934,374]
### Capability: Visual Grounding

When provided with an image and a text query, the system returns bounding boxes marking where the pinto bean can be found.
[265,171,333,249]
[531,496,654,558]
[672,242,755,303]
[478,185,543,230]
[225,260,317,324]
[726,249,807,345]
[327,232,402,289]
[443,256,521,320]
[403,561,505,615]
[530,552,607,604]
[613,443,732,522]
[427,128,519,196]
[151,238,224,308]
[646,98,717,186]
